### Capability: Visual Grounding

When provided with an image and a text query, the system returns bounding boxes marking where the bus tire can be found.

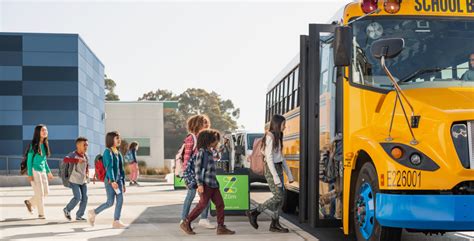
[353,162,402,241]
[282,189,297,214]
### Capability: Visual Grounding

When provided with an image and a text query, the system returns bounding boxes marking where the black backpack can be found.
[20,145,34,175]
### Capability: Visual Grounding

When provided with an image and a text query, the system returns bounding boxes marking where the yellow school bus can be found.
[264,1,474,240]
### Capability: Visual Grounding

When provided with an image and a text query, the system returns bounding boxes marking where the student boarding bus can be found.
[263,1,474,240]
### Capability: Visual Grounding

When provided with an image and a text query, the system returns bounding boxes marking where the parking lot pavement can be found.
[0,182,316,241]
[1,182,473,241]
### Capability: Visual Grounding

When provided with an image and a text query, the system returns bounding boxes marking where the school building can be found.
[105,101,178,169]
[0,32,105,173]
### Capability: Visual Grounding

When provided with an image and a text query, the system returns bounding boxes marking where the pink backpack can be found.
[248,137,265,176]
[173,134,196,177]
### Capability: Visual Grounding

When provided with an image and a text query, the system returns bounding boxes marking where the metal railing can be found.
[0,155,62,176]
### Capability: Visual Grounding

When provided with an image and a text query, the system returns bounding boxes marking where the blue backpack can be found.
[182,151,208,189]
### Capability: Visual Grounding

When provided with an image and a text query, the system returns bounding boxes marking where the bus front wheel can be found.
[353,162,402,241]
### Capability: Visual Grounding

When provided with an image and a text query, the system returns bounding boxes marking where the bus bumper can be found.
[375,193,474,231]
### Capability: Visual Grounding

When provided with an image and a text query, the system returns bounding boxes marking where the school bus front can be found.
[266,1,474,240]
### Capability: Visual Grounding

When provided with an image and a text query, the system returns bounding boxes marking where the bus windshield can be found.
[351,17,474,90]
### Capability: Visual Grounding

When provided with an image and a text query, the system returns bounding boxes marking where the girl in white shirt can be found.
[246,114,294,233]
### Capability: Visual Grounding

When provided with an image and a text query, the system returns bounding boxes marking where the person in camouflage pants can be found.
[246,114,294,233]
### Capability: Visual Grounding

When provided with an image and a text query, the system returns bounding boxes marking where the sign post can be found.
[211,168,249,215]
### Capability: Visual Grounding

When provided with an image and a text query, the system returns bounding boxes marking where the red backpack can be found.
[94,154,106,182]
[248,137,265,176]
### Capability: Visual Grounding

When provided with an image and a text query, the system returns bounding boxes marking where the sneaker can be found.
[217,225,235,235]
[24,200,33,214]
[198,218,216,229]
[129,182,134,186]
[112,220,127,229]
[180,219,195,235]
[63,208,71,221]
[76,217,87,222]
[38,215,46,219]
[88,209,96,227]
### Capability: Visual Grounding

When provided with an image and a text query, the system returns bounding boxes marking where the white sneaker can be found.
[198,219,216,229]
[112,220,127,229]
[88,210,96,227]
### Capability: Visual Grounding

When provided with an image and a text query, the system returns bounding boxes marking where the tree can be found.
[138,88,240,158]
[105,77,120,101]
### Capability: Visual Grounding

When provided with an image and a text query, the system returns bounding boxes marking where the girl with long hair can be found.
[88,131,127,229]
[246,114,294,233]
[127,141,140,186]
[24,124,53,219]
[180,114,215,229]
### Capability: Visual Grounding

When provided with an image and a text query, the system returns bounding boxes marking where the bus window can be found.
[318,37,342,220]
[351,18,474,90]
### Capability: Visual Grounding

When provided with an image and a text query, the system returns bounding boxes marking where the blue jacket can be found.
[103,148,125,185]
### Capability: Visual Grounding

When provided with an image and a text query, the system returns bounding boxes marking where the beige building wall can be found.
[105,101,164,168]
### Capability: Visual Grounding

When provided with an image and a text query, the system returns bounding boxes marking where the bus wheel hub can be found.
[356,182,375,240]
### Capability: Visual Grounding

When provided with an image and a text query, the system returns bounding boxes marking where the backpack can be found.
[173,134,197,177]
[94,154,106,182]
[124,150,133,163]
[182,151,209,189]
[20,145,33,176]
[248,137,265,176]
[59,154,76,188]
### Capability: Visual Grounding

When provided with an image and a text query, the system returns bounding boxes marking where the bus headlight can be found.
[410,153,422,166]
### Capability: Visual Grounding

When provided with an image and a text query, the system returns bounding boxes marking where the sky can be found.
[1,0,347,132]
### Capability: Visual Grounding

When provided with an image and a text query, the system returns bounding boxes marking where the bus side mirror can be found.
[370,38,404,59]
[333,26,353,67]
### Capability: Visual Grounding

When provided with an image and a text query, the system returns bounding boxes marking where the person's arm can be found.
[282,159,294,182]
[103,149,116,182]
[195,150,204,187]
[27,150,34,177]
[45,160,51,174]
[132,150,137,162]
[63,155,81,163]
[264,134,281,186]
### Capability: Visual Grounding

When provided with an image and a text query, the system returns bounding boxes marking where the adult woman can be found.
[127,141,140,186]
[24,124,53,219]
[246,114,294,233]
[88,131,127,229]
[180,114,215,229]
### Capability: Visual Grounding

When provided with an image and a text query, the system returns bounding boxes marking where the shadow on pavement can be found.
[86,203,272,241]
[1,227,111,240]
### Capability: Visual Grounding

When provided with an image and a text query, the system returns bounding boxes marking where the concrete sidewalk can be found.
[1,183,473,241]
[0,182,316,241]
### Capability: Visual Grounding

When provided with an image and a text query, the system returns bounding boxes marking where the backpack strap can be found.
[190,133,197,151]
[200,150,209,181]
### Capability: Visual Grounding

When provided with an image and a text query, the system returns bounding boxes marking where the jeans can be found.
[95,181,123,221]
[65,183,88,218]
[181,187,210,221]
[187,186,225,225]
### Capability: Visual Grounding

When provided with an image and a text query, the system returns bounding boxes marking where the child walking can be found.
[127,141,140,186]
[180,129,235,235]
[24,124,53,219]
[88,131,127,229]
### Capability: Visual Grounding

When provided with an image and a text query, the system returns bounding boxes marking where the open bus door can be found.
[299,24,349,228]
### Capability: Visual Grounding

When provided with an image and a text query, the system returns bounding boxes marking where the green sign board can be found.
[174,175,186,189]
[211,174,249,211]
